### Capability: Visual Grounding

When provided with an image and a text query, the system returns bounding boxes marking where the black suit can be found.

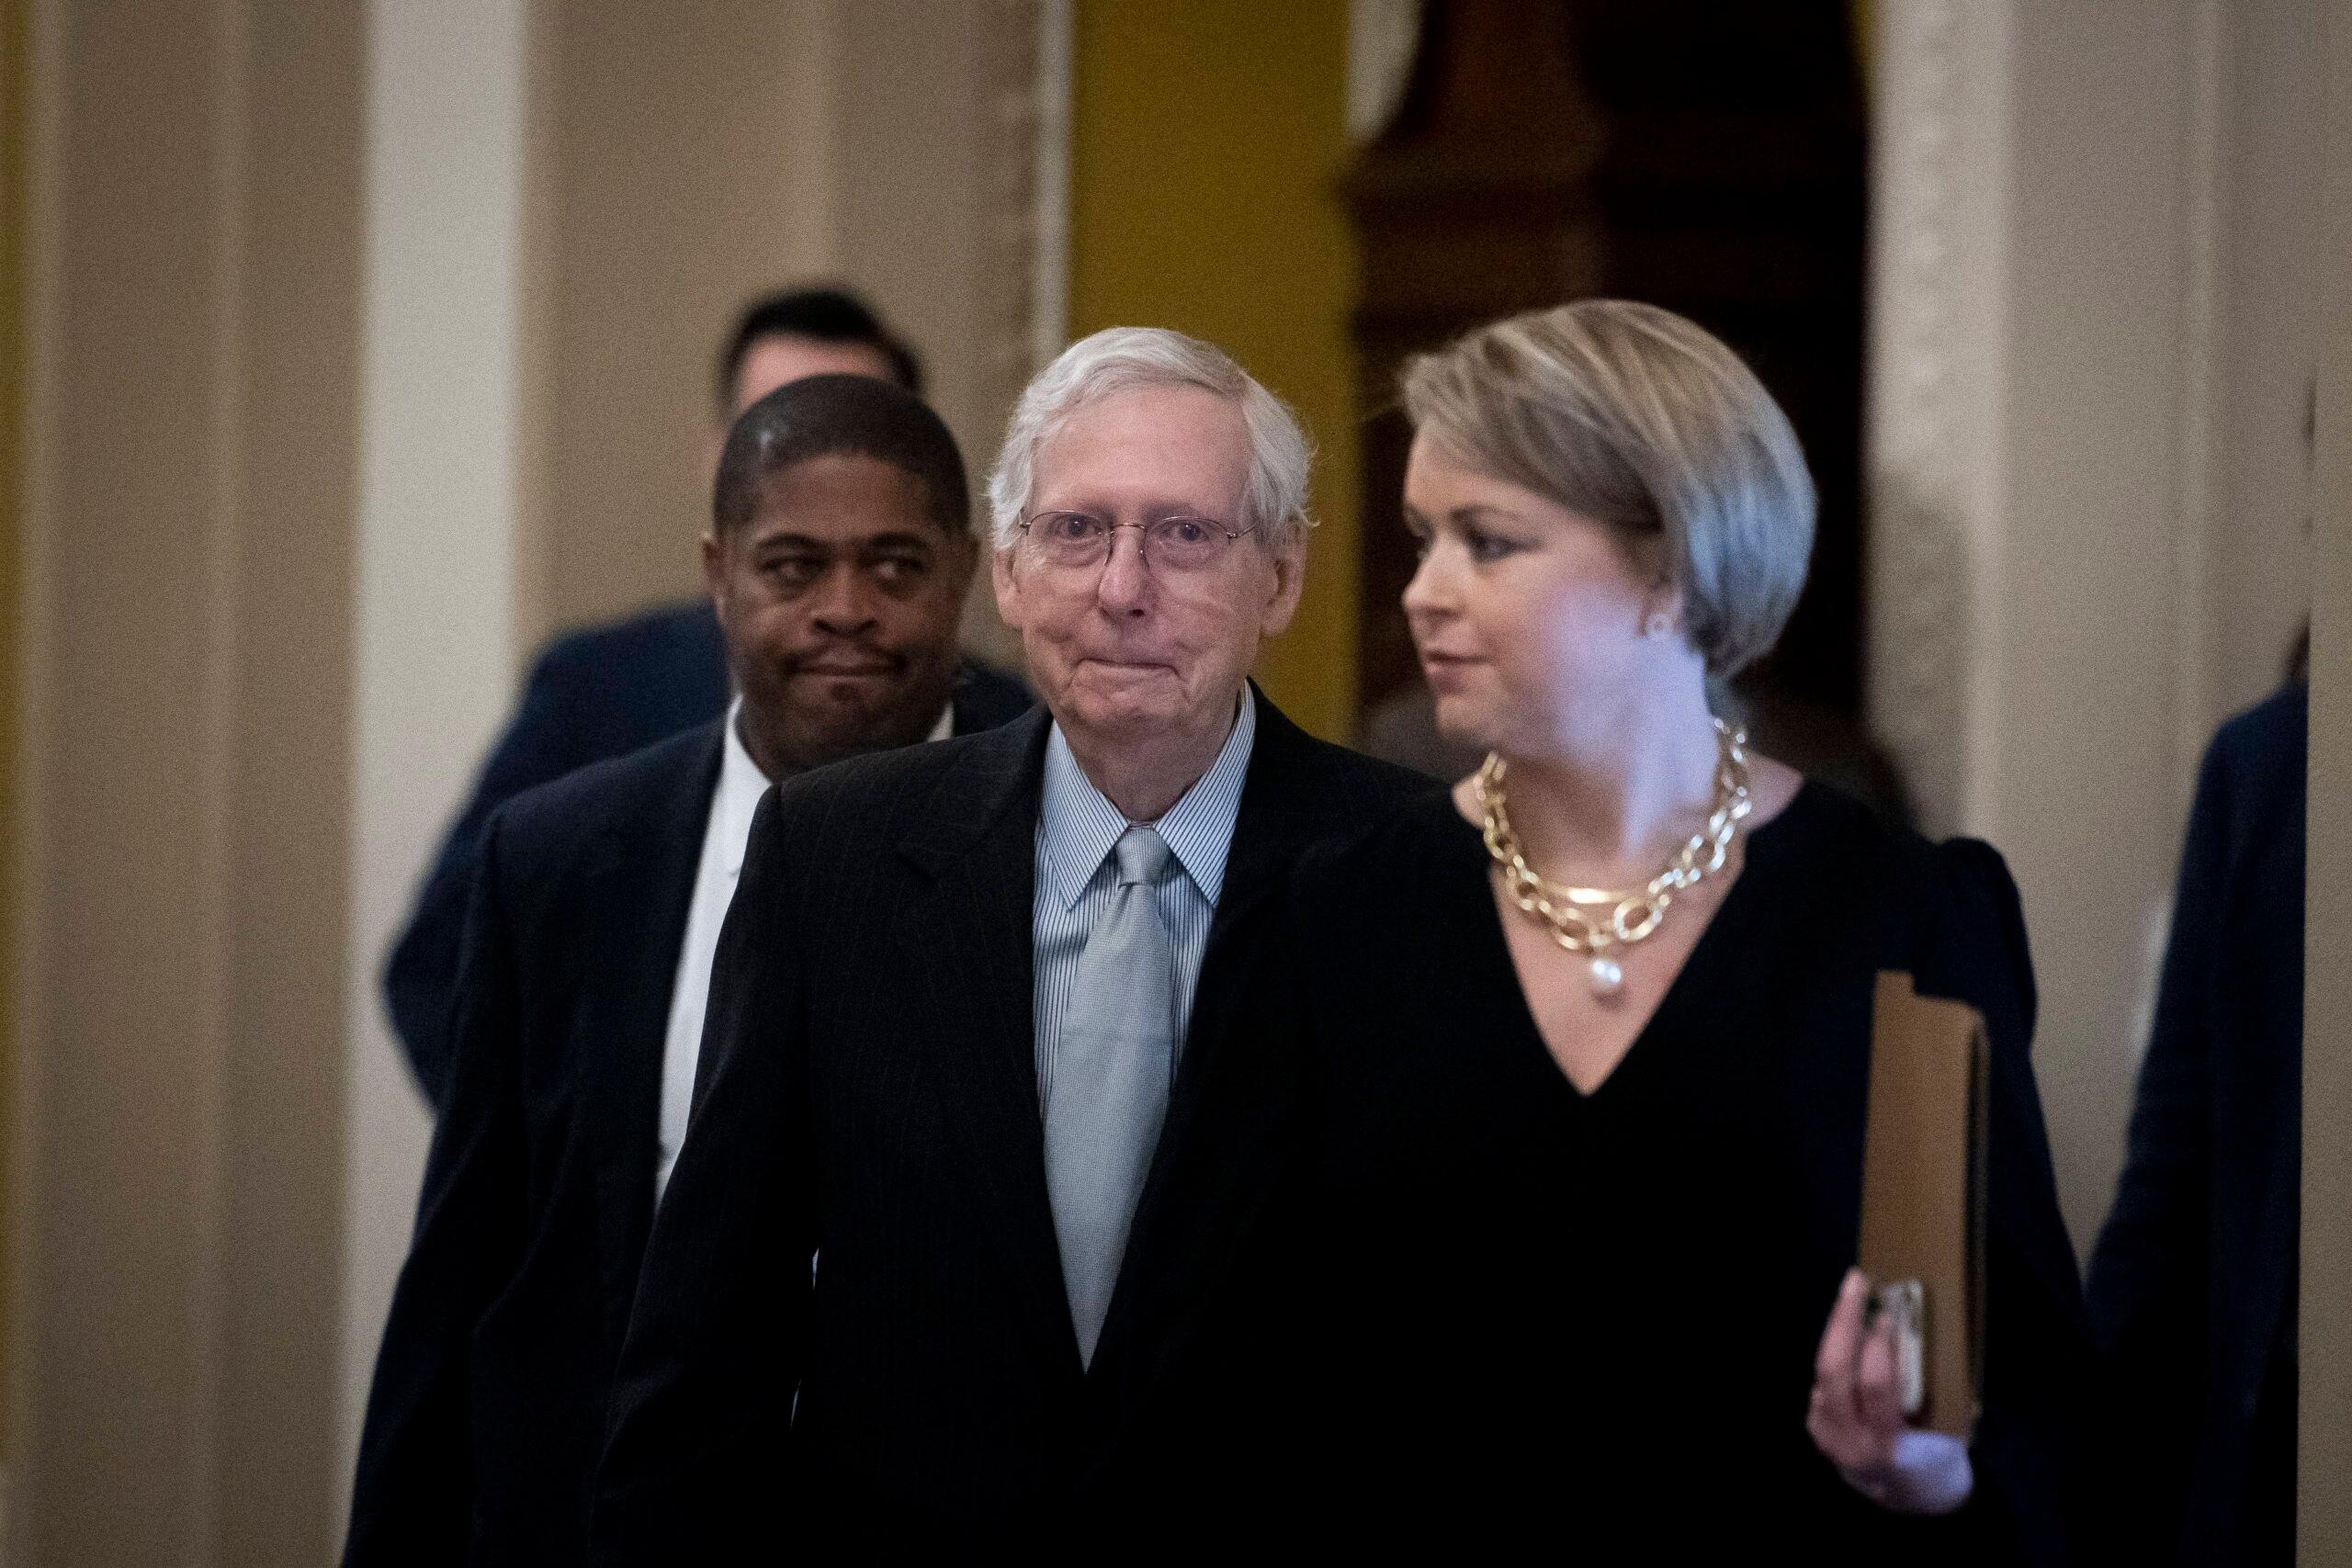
[590,694,1429,1558]
[344,671,1035,1568]
[380,598,1028,1109]
[2088,680,2306,1565]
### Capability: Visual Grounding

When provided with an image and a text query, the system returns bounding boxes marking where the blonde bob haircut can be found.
[1399,299,1815,677]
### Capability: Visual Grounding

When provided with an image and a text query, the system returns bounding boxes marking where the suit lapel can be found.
[582,726,724,1306]
[1176,692,1325,1104]
[1202,690,1320,949]
[897,711,1083,1366]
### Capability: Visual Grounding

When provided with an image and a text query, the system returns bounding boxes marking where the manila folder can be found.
[1855,970,1989,1440]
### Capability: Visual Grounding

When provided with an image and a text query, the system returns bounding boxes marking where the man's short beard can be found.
[751,659,957,774]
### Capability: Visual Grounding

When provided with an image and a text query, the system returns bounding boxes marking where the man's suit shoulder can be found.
[526,601,730,758]
[1241,699,1434,844]
[488,722,719,882]
[763,701,1431,829]
[2209,680,2306,797]
[952,659,1035,731]
[767,716,1033,837]
[1274,722,1430,808]
[752,698,1433,878]
[2188,680,2307,880]
[533,599,721,682]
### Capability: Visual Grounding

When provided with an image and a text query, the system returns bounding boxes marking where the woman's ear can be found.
[1639,570,1687,641]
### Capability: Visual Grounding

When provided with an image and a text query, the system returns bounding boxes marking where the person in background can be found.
[2088,665,2308,1567]
[1170,299,2090,1558]
[588,328,1426,1558]
[382,285,965,1108]
[344,375,1029,1567]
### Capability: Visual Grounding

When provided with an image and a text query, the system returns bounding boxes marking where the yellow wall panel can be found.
[1067,0,1360,738]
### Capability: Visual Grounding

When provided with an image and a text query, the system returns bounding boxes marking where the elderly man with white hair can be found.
[590,327,1426,1558]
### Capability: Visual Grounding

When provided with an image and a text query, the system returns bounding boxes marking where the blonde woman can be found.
[1174,301,2090,1560]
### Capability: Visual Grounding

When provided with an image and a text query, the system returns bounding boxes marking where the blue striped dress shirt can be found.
[1032,684,1257,1108]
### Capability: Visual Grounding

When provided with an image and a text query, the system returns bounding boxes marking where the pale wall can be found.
[1869,0,2318,1256]
[15,1,361,1560]
[339,0,535,1536]
[2301,2,2352,1547]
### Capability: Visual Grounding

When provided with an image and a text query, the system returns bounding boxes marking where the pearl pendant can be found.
[1587,954,1625,999]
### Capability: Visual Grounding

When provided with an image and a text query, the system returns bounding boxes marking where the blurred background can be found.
[1,0,2347,1561]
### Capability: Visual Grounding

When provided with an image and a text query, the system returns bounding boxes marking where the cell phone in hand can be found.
[1867,1278,1927,1419]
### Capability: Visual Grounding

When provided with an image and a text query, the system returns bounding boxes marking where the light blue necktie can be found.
[1045,825,1178,1367]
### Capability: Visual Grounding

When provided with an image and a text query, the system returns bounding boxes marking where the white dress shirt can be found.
[654,697,955,1201]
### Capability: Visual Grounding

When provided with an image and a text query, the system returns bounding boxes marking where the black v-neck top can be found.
[1183,783,2092,1562]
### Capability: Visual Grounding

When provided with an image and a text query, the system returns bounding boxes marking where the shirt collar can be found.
[715,698,772,876]
[1038,683,1257,912]
[720,696,957,874]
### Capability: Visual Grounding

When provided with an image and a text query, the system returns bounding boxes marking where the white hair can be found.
[986,326,1314,553]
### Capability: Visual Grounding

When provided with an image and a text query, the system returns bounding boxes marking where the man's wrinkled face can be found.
[706,452,977,773]
[992,385,1302,750]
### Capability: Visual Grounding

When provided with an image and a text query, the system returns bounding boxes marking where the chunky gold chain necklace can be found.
[1477,718,1752,1001]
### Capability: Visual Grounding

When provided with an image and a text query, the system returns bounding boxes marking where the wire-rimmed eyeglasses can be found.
[1014,511,1260,572]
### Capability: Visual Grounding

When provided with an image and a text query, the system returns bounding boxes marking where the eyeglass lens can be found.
[1025,513,1234,571]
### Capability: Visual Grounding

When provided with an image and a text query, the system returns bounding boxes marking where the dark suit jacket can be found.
[2087,681,2306,1566]
[590,693,1430,1559]
[345,684,1035,1568]
[381,592,1025,1109]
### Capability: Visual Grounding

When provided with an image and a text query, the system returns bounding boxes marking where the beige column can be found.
[831,0,1049,666]
[1869,0,2320,1253]
[2300,1,2352,1554]
[529,0,841,642]
[336,0,539,1535]
[526,0,1037,667]
[11,0,361,1562]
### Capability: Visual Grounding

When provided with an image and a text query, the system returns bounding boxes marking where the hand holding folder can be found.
[1806,971,1989,1514]
[1855,969,1989,1440]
